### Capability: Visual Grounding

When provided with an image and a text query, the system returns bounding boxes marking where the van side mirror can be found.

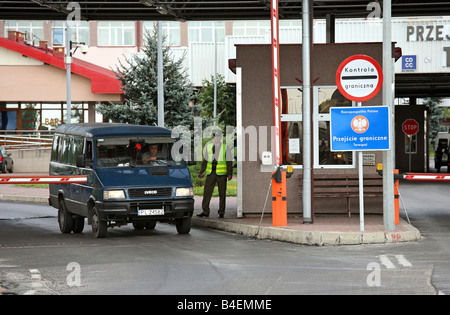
[76,154,86,167]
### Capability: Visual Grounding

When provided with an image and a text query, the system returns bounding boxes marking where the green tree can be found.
[196,74,236,127]
[425,97,445,147]
[97,27,194,129]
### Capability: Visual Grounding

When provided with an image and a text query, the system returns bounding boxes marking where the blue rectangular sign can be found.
[402,55,417,71]
[330,106,390,151]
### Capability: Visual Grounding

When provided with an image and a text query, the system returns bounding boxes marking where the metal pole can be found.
[383,0,395,231]
[65,22,72,124]
[157,21,164,127]
[357,102,364,232]
[302,0,312,223]
[214,22,218,126]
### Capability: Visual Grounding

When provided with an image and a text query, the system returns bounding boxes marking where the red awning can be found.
[0,37,123,94]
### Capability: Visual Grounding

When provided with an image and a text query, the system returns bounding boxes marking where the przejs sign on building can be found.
[335,55,383,102]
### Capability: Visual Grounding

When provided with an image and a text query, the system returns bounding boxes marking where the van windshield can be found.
[95,136,182,168]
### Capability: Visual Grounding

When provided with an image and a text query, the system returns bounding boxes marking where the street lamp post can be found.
[65,22,72,124]
[65,22,86,124]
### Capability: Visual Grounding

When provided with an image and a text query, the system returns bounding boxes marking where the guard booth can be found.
[235,42,397,216]
[395,105,428,173]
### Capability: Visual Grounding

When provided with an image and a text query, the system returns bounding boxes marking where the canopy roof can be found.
[1,1,449,21]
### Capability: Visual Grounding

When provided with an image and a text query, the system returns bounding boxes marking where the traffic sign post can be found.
[402,119,419,172]
[334,54,384,232]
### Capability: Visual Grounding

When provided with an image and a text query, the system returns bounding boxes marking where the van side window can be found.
[85,140,93,167]
[51,135,60,162]
[72,137,84,166]
[61,136,72,165]
[57,136,65,163]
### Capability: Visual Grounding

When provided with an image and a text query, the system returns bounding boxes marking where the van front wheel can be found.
[91,207,107,238]
[58,199,74,234]
[176,217,191,234]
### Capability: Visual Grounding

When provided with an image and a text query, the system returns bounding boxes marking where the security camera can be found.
[80,45,88,54]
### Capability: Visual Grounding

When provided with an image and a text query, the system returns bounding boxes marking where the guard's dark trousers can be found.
[201,170,227,216]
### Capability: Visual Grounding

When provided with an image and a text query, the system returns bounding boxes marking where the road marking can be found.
[0,258,17,268]
[378,254,413,269]
[29,269,41,280]
[395,254,413,267]
[23,269,42,295]
[379,255,396,269]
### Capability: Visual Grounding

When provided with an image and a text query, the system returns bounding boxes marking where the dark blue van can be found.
[49,123,194,238]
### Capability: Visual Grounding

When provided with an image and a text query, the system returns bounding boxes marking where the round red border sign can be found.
[336,55,383,102]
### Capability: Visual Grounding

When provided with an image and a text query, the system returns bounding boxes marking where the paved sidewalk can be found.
[0,173,421,246]
[191,195,421,246]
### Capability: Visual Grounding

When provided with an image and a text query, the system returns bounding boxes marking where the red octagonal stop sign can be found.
[402,119,419,136]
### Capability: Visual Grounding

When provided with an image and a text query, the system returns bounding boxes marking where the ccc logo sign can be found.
[403,56,416,70]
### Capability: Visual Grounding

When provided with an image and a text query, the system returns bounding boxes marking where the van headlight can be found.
[176,187,193,197]
[104,190,125,200]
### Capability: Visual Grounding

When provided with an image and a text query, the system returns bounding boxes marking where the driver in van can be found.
[142,144,160,164]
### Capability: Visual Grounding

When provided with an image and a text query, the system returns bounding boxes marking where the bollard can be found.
[394,169,399,225]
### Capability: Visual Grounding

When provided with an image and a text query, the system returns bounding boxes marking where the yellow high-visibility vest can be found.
[205,143,227,175]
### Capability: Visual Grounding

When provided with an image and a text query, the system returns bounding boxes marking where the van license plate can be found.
[138,209,164,216]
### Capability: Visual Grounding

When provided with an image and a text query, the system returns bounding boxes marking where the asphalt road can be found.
[0,180,449,297]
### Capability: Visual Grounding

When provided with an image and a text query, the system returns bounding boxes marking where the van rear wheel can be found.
[72,216,85,233]
[58,199,74,234]
[91,206,107,238]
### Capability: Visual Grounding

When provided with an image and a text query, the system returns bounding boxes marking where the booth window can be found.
[281,86,355,169]
[315,87,354,168]
[281,87,303,166]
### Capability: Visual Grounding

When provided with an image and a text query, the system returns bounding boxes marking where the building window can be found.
[51,21,90,46]
[143,21,181,46]
[188,21,225,43]
[98,21,135,46]
[233,20,270,36]
[4,20,44,46]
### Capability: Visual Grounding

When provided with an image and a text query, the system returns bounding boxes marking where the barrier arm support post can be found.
[270,0,287,227]
[394,169,400,225]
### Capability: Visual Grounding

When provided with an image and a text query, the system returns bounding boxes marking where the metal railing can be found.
[0,130,54,156]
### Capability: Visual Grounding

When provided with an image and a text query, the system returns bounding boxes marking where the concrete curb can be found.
[0,195,48,205]
[191,217,422,246]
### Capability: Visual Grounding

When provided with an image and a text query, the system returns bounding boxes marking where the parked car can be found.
[0,146,13,173]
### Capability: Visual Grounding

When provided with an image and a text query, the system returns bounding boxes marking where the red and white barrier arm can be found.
[0,175,87,184]
[402,173,450,182]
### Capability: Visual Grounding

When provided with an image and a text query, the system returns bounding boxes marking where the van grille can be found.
[128,187,173,199]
